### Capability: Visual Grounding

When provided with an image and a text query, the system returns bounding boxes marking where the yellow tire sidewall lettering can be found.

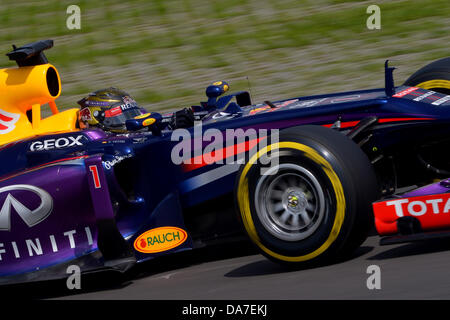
[237,141,346,262]
[415,79,450,90]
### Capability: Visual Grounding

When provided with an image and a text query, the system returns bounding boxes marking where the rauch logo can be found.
[134,226,188,253]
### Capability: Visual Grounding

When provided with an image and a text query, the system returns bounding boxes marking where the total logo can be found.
[29,135,84,151]
[134,227,188,253]
[0,185,53,231]
[385,196,450,217]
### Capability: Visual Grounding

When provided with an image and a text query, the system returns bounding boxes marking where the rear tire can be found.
[404,57,450,95]
[235,125,379,267]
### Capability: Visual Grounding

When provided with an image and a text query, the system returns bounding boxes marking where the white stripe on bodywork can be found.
[0,109,20,135]
[180,164,241,192]
[432,95,450,106]
[57,158,86,166]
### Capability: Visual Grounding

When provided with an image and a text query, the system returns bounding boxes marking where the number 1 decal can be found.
[89,165,101,189]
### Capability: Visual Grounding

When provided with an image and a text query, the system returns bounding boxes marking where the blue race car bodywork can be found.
[1,40,449,284]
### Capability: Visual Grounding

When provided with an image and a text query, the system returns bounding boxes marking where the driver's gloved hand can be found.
[171,107,195,129]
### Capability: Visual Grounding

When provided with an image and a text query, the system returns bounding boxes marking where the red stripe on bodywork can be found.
[378,117,434,123]
[183,138,263,172]
[322,117,434,129]
[0,155,89,183]
[322,121,360,129]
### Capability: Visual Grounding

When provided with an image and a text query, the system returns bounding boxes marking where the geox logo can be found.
[29,135,84,151]
[0,185,53,231]
[0,109,20,134]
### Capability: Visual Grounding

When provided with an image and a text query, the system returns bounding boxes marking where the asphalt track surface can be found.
[6,235,450,300]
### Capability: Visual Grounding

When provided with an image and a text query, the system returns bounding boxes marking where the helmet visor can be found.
[102,104,144,129]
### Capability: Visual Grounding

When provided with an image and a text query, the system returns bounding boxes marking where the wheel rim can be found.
[254,163,326,241]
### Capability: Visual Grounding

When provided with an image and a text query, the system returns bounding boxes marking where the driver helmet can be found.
[77,87,146,132]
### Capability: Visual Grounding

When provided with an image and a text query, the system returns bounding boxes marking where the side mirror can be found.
[205,81,229,108]
[126,112,162,135]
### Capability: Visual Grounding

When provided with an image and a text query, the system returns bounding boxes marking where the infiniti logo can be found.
[0,185,53,231]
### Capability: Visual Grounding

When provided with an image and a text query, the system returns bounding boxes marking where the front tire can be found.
[404,57,450,95]
[235,125,379,267]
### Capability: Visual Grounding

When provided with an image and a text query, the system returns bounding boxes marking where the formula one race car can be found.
[0,40,449,284]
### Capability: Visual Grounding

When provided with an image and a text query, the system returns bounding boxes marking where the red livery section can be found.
[373,193,450,235]
[393,87,419,97]
[0,113,13,122]
[182,137,264,172]
[104,106,122,117]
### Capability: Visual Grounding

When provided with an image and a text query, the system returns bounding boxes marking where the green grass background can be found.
[0,0,449,111]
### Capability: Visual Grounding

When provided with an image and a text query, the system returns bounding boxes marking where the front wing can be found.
[373,179,450,244]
